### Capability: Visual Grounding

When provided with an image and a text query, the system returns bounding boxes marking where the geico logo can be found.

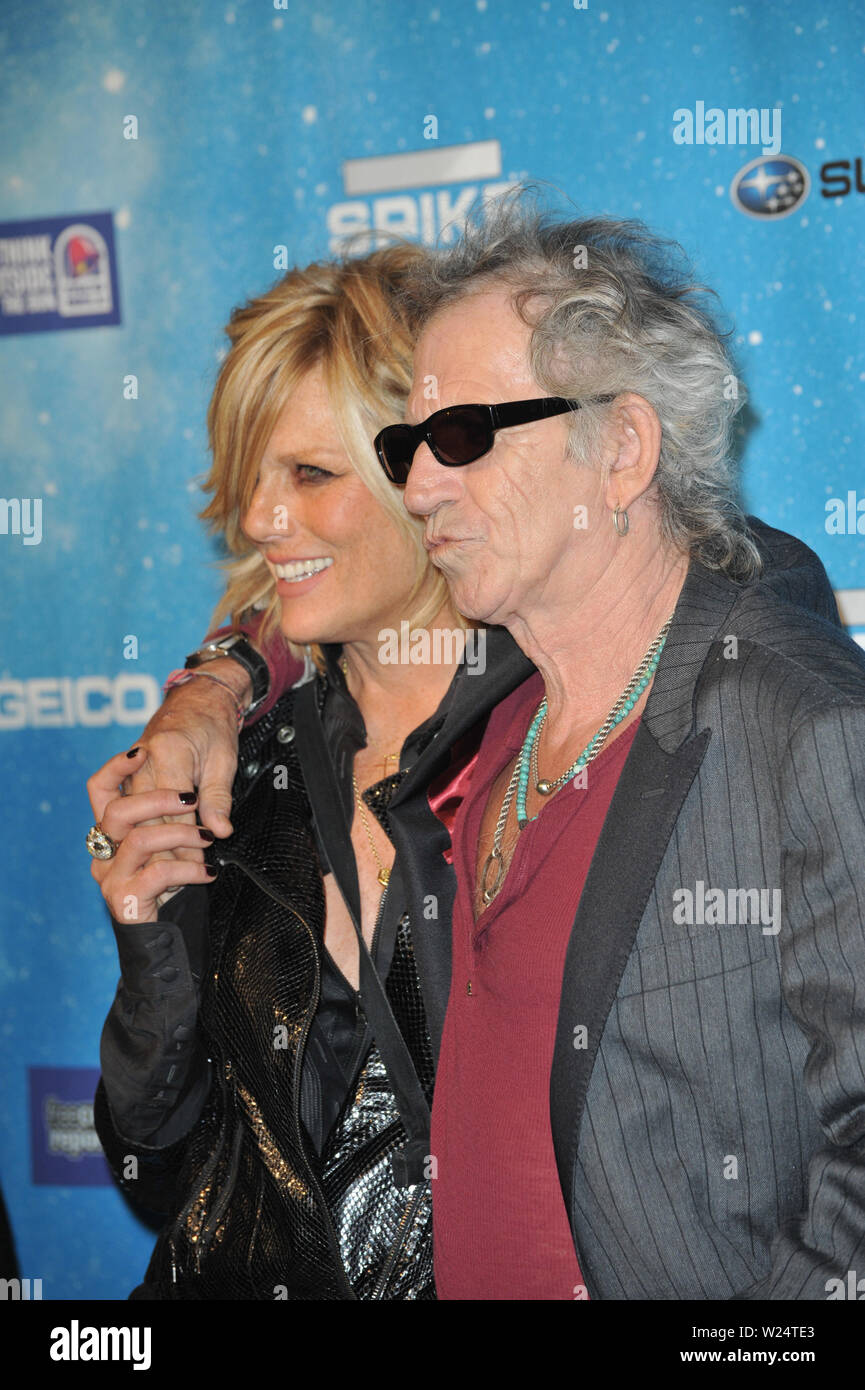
[0,675,160,729]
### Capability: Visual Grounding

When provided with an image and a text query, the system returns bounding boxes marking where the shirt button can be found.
[244,759,260,777]
[276,725,295,744]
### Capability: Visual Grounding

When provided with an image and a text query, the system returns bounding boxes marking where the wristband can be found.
[163,669,246,728]
[184,633,270,717]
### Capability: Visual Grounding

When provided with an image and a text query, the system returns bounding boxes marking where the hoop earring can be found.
[613,504,629,536]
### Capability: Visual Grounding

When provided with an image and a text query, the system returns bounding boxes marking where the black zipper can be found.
[167,1087,229,1288]
[370,1179,427,1300]
[370,882,389,956]
[356,881,389,1027]
[196,1113,244,1261]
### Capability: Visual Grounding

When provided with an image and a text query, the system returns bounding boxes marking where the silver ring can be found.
[86,823,119,861]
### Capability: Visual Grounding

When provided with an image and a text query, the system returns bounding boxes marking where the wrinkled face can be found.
[241,366,422,649]
[402,288,609,628]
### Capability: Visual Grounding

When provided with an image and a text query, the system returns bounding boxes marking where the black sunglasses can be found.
[374,395,615,485]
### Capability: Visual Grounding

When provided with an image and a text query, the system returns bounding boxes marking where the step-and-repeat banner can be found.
[1,0,863,1299]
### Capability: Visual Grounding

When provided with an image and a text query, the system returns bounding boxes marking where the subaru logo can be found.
[731,155,810,219]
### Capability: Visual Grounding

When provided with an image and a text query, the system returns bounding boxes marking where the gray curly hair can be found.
[406,191,763,582]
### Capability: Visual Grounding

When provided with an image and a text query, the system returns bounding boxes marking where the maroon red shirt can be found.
[430,671,641,1300]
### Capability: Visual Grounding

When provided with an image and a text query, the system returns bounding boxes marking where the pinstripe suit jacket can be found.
[391,518,865,1300]
[547,528,865,1300]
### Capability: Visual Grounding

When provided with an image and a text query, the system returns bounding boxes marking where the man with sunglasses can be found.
[114,205,865,1300]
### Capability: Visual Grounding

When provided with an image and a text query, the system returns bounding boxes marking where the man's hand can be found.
[122,657,251,854]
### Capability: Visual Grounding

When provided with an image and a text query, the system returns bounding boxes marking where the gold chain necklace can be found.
[352,771,391,887]
[341,654,393,887]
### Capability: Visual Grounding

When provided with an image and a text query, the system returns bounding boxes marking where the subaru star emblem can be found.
[731,155,810,219]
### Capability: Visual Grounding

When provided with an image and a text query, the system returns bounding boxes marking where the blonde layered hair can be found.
[200,244,454,666]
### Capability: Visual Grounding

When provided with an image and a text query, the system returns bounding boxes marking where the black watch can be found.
[184,633,271,718]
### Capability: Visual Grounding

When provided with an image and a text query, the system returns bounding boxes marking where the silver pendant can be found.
[479,847,504,906]
[536,780,553,795]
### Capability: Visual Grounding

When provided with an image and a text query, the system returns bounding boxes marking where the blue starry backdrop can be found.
[0,0,863,1299]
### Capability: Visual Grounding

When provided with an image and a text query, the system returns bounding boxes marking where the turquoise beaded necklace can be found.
[518,614,672,826]
[478,614,673,908]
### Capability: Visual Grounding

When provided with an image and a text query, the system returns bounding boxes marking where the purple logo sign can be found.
[29,1066,113,1186]
[0,212,121,335]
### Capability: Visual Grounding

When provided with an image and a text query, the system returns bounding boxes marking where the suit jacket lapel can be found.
[548,559,741,1211]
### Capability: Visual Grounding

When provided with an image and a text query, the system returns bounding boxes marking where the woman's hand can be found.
[87,747,219,923]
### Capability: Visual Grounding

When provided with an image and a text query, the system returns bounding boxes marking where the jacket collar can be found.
[639,559,740,753]
[388,626,534,808]
[639,511,842,753]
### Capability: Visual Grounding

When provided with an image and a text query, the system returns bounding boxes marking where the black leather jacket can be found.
[95,654,451,1300]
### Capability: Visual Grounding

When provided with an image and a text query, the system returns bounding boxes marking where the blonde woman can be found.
[87,246,470,1299]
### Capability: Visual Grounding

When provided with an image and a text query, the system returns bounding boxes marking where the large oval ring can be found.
[479,847,504,907]
[86,823,119,861]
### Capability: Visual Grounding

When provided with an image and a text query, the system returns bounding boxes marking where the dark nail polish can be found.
[198,828,215,842]
[179,792,197,805]
[205,863,219,877]
[126,746,141,758]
